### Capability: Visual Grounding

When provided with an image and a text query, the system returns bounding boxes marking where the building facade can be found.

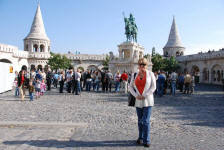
[164,17,224,85]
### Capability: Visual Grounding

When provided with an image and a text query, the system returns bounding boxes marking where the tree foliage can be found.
[151,53,179,73]
[102,54,110,67]
[48,53,72,71]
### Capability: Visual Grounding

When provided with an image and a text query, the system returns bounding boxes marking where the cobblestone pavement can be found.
[0,84,223,150]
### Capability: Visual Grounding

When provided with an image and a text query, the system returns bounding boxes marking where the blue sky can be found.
[1,0,224,55]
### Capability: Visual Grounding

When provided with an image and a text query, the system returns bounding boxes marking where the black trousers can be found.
[102,81,106,92]
[67,81,72,93]
[47,80,51,91]
[106,81,112,92]
[72,80,76,93]
[54,79,58,88]
[59,81,64,93]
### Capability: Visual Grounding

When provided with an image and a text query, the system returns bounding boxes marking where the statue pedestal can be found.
[109,41,152,74]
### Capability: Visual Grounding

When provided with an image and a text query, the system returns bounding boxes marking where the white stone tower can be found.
[24,3,50,71]
[163,17,185,57]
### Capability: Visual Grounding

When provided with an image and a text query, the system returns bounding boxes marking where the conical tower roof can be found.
[25,4,49,41]
[164,17,184,48]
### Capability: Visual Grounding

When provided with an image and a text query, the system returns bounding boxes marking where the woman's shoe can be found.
[143,144,150,147]
[136,139,143,145]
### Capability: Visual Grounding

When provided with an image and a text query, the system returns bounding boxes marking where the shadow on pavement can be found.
[155,84,224,128]
[3,140,137,148]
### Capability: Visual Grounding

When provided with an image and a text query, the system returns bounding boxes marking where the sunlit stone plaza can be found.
[0,85,223,150]
[1,1,224,150]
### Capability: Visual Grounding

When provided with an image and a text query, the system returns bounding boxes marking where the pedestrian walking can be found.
[114,71,121,92]
[74,68,82,95]
[59,71,65,93]
[171,71,178,95]
[14,71,19,96]
[129,58,156,147]
[184,72,192,94]
[18,70,27,100]
[28,80,35,101]
[178,73,184,92]
[121,71,128,93]
[35,78,41,99]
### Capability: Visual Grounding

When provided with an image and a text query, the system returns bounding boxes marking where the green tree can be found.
[151,53,165,72]
[48,53,72,71]
[102,54,110,69]
[164,56,179,73]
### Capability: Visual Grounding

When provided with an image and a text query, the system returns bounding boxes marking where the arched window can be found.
[40,44,45,52]
[217,70,221,81]
[222,70,224,79]
[33,44,38,52]
[165,52,168,57]
[48,46,50,52]
[31,65,36,71]
[180,52,184,56]
[37,65,42,71]
[213,71,216,81]
[25,44,29,51]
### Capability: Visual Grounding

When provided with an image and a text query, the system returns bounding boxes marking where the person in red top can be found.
[18,70,26,100]
[121,71,129,93]
[129,58,156,148]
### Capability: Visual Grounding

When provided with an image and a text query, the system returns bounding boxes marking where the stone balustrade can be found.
[177,49,224,62]
[0,43,18,53]
[65,54,106,61]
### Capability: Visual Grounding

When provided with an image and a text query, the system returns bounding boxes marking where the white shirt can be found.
[75,72,81,81]
[129,70,156,108]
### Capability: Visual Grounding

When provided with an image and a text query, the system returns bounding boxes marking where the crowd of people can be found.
[13,65,197,102]
[13,68,131,101]
[155,71,196,97]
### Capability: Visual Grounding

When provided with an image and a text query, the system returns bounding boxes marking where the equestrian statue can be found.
[123,13,138,42]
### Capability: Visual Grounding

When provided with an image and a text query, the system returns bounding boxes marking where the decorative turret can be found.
[24,3,51,71]
[24,3,50,53]
[163,16,185,57]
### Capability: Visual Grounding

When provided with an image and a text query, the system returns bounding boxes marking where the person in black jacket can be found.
[18,70,27,100]
[46,71,52,91]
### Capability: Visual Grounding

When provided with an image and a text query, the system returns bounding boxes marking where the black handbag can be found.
[128,93,136,106]
[128,73,137,107]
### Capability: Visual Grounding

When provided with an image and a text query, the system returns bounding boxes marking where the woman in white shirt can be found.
[129,58,156,147]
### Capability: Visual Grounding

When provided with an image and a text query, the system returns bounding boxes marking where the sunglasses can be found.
[139,63,146,66]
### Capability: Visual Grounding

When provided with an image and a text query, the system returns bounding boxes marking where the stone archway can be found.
[77,66,84,72]
[202,68,209,82]
[211,64,222,84]
[30,65,36,71]
[0,59,12,63]
[37,65,43,71]
[40,44,45,52]
[87,65,98,71]
[191,65,200,83]
[33,44,38,52]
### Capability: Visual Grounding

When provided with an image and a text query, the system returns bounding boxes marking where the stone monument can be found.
[109,13,152,74]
